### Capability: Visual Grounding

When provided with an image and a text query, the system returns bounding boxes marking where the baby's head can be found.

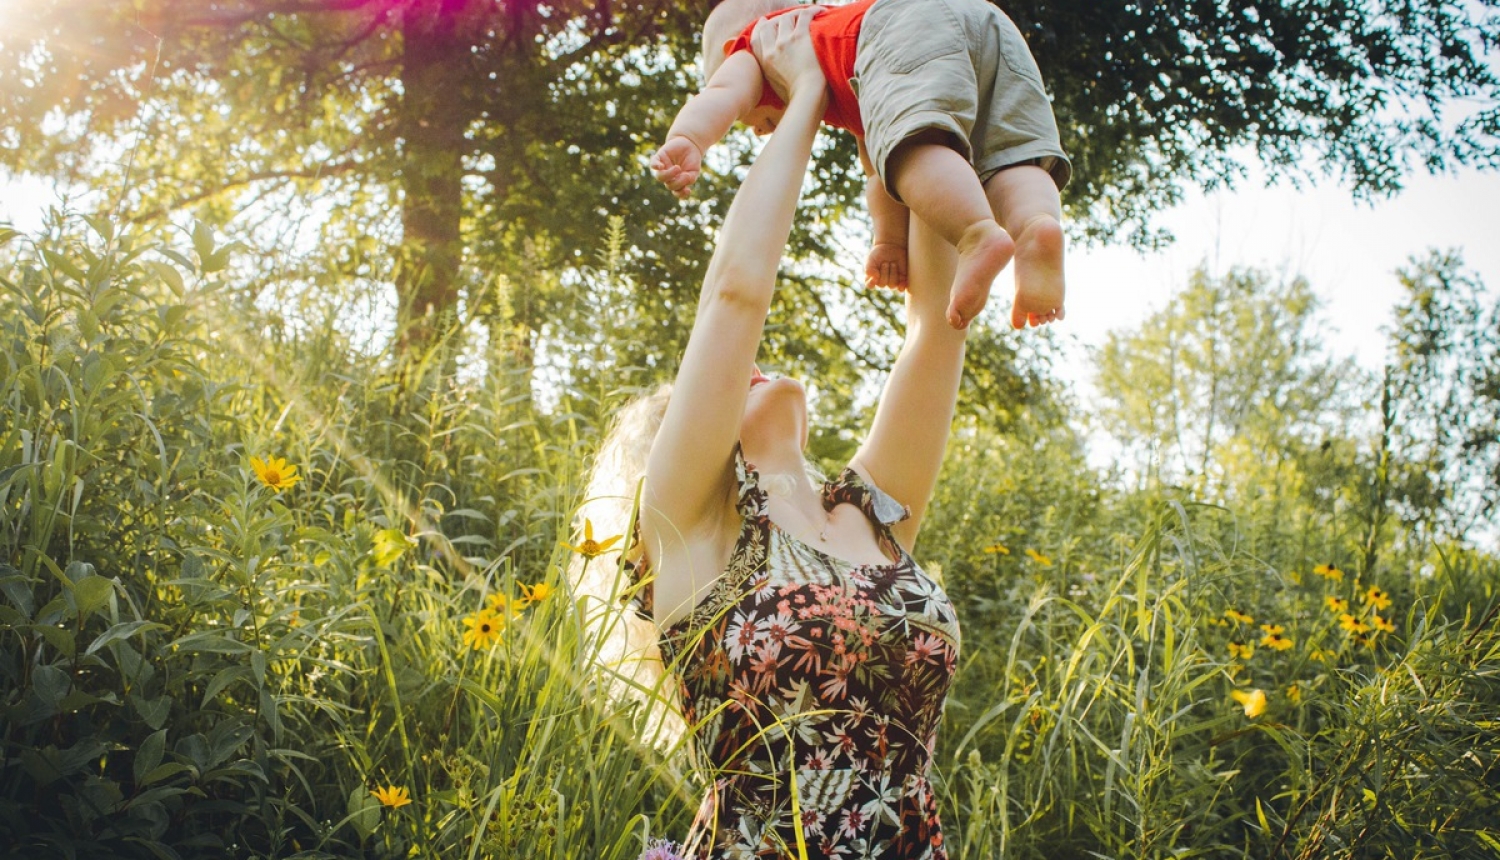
[701,0,787,83]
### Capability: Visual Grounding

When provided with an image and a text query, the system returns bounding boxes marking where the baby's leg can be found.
[887,130,1013,329]
[984,165,1065,329]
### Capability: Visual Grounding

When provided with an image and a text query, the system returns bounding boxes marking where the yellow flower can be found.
[1324,596,1348,613]
[461,609,505,650]
[372,785,412,809]
[250,455,302,491]
[1362,586,1392,611]
[1228,641,1254,661]
[1313,563,1344,581]
[561,519,623,559]
[1309,647,1334,663]
[1372,614,1396,634]
[982,542,1011,555]
[1225,609,1254,625]
[1259,623,1285,636]
[1024,548,1053,566]
[1286,683,1303,704]
[1231,688,1267,718]
[1339,613,1370,635]
[1353,632,1376,650]
[1262,633,1294,651]
[521,581,555,605]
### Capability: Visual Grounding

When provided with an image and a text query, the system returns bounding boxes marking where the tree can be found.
[1,0,1496,359]
[1376,251,1500,547]
[1093,266,1363,495]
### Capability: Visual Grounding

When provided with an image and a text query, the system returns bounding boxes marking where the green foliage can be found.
[0,217,692,858]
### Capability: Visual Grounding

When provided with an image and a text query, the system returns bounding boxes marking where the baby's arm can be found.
[652,52,765,198]
[859,137,911,289]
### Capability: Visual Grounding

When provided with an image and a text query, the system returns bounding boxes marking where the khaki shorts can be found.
[853,0,1071,200]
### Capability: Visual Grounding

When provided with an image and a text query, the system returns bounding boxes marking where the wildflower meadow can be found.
[1,216,1496,859]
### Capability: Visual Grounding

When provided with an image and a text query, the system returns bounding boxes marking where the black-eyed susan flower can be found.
[1225,609,1254,625]
[1309,647,1335,663]
[251,455,302,491]
[461,609,505,650]
[1313,563,1344,581]
[1325,595,1348,613]
[485,592,510,615]
[1259,623,1284,636]
[1228,641,1254,661]
[561,519,623,559]
[1024,548,1052,566]
[1372,614,1396,634]
[1339,613,1370,635]
[1263,633,1294,651]
[520,581,555,605]
[1231,688,1267,718]
[982,542,1011,555]
[373,785,412,809]
[1362,585,1392,611]
[1286,683,1303,704]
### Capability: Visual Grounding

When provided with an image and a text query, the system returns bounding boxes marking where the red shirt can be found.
[726,0,874,135]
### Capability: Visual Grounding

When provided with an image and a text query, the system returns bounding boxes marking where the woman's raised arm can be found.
[642,12,828,550]
[851,216,967,552]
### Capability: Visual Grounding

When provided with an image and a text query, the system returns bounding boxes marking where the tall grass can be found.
[1,218,1496,859]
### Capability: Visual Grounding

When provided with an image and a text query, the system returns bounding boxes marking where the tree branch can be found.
[127,160,365,223]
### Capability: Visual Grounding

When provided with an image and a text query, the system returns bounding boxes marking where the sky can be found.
[1059,163,1500,384]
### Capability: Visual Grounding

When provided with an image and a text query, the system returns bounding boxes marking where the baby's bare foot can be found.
[948,220,1014,329]
[1010,215,1065,329]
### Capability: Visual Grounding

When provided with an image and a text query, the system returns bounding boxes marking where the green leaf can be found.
[86,620,167,656]
[0,568,36,618]
[372,529,415,566]
[139,762,195,787]
[172,631,254,654]
[31,623,76,657]
[32,664,71,708]
[134,730,167,787]
[81,214,114,243]
[73,575,115,618]
[0,226,19,247]
[191,221,215,265]
[145,260,185,296]
[131,693,172,730]
[201,666,252,707]
[347,786,381,840]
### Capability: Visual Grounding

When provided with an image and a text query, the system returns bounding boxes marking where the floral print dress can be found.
[634,449,962,859]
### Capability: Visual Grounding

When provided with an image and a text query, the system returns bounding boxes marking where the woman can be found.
[592,12,967,858]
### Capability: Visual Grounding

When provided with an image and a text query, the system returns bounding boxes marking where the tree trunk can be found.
[395,0,481,354]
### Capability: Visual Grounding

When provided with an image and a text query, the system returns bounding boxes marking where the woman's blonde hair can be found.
[567,384,686,747]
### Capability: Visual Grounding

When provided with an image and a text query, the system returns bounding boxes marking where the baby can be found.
[651,0,1072,330]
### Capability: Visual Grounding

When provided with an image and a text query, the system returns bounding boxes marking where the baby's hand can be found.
[650,137,703,199]
[864,242,908,290]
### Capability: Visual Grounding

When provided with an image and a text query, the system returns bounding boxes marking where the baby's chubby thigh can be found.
[852,0,984,196]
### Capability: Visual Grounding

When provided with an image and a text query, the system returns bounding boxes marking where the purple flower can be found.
[639,837,687,860]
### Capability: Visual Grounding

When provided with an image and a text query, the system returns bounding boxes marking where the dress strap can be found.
[733,444,771,519]
[821,467,910,560]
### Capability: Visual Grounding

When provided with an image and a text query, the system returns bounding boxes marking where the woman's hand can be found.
[750,8,825,103]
